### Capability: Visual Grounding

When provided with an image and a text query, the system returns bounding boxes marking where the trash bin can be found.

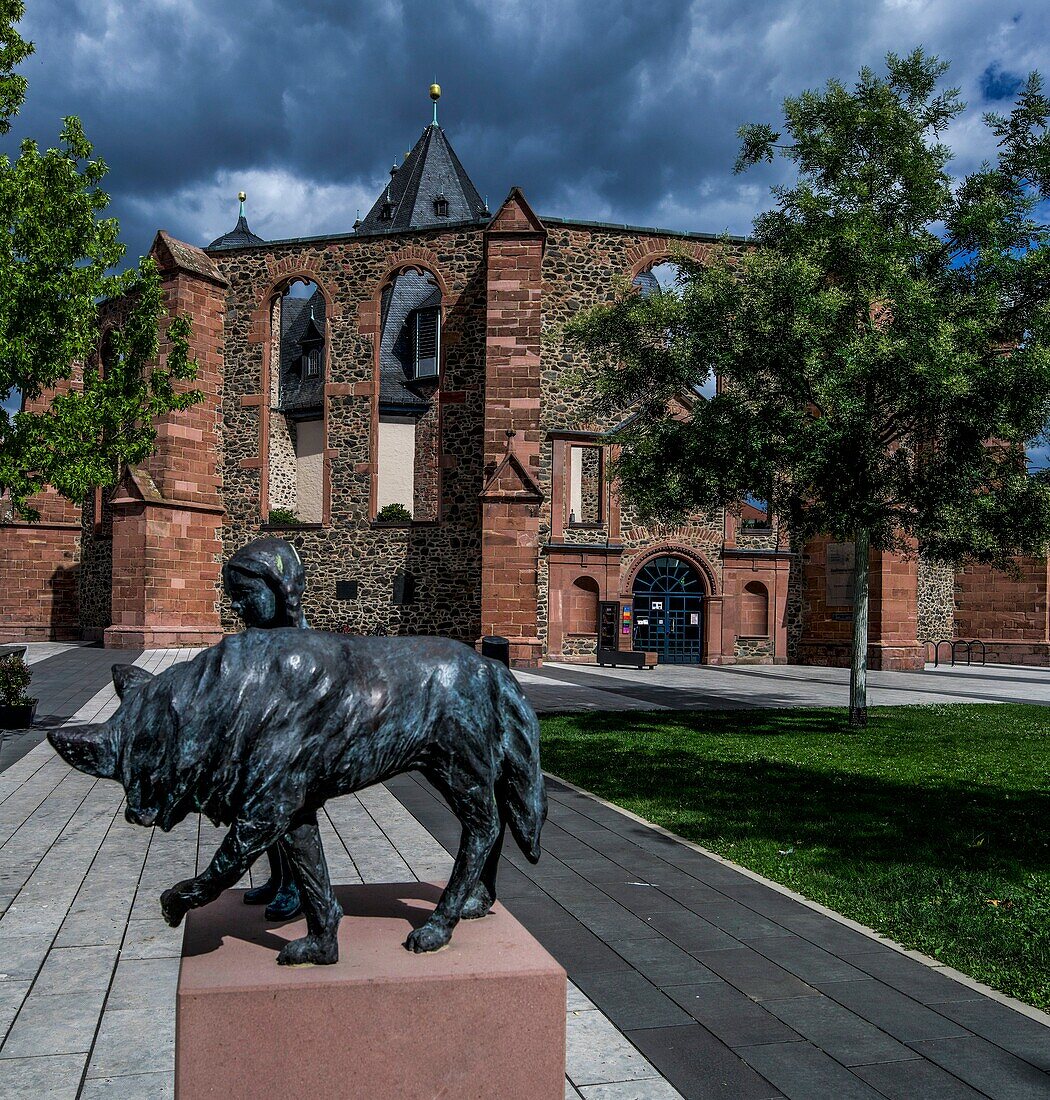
[481,635,510,668]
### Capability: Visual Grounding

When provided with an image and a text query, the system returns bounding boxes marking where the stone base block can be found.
[176,882,566,1100]
[104,626,224,649]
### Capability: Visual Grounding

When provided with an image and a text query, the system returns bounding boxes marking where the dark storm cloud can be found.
[9,0,1050,263]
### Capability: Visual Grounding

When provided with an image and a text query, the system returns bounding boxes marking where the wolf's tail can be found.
[493,666,547,864]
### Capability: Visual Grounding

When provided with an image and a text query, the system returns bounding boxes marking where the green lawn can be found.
[539,704,1050,1010]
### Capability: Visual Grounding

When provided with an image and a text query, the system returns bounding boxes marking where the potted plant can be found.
[0,650,36,729]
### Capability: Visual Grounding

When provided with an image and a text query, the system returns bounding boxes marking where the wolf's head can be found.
[49,663,183,829]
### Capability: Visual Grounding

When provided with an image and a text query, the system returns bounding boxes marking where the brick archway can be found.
[622,543,719,598]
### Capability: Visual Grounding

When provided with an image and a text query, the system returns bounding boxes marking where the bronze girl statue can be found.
[222,536,308,920]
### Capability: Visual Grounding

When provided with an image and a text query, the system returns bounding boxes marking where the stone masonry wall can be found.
[536,224,740,656]
[916,556,955,645]
[211,227,488,641]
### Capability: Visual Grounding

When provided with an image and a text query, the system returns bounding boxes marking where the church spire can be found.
[208,191,266,250]
[356,84,487,233]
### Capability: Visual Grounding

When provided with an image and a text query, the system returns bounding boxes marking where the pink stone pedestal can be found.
[176,882,567,1100]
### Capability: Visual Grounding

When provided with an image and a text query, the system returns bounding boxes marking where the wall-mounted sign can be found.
[651,600,664,611]
[826,542,855,607]
[621,605,632,634]
[637,616,649,627]
[831,611,854,622]
[335,580,359,601]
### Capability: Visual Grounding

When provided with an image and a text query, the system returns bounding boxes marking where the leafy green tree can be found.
[0,0,198,521]
[565,49,1050,725]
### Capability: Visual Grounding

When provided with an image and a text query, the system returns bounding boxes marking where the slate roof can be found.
[379,270,441,409]
[208,214,267,250]
[357,123,488,234]
[278,289,326,412]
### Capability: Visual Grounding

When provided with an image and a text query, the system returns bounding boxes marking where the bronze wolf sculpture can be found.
[49,630,547,965]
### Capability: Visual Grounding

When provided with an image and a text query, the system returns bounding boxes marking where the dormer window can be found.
[413,307,440,379]
[380,202,395,221]
[433,194,449,218]
[300,348,321,379]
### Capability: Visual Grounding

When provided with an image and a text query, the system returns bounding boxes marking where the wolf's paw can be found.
[461,885,494,920]
[277,934,338,967]
[160,886,189,928]
[405,917,452,953]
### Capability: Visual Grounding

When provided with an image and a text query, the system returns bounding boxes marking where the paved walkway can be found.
[518,660,1050,712]
[11,642,1050,724]
[1,645,1048,1098]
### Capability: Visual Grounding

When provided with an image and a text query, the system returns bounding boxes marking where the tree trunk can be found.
[849,527,870,728]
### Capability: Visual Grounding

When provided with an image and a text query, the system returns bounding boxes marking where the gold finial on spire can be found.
[238,191,246,217]
[430,82,441,125]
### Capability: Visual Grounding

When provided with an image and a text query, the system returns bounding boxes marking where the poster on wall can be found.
[826,542,855,607]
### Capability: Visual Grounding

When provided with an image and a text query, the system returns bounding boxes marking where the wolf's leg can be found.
[462,815,505,919]
[406,787,500,952]
[275,812,342,966]
[160,818,276,927]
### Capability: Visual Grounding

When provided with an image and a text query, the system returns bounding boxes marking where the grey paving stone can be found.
[0,981,29,1043]
[845,949,983,1003]
[539,921,638,976]
[612,936,722,987]
[80,1071,175,1100]
[777,913,889,957]
[33,945,117,996]
[695,947,821,1002]
[103,958,180,1013]
[570,900,661,942]
[0,932,51,982]
[852,1057,986,1098]
[625,1023,784,1100]
[825,980,969,1043]
[573,970,692,1030]
[763,994,919,1067]
[0,1052,84,1099]
[644,908,740,955]
[738,1040,885,1099]
[1,988,106,1057]
[566,1082,584,1100]
[907,1034,1050,1099]
[120,918,184,960]
[580,1079,685,1099]
[566,1009,666,1088]
[671,888,792,941]
[567,983,598,1012]
[665,981,801,1048]
[929,997,1050,1071]
[748,934,870,986]
[87,1006,174,1078]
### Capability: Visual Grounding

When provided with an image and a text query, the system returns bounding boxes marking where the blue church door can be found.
[632,556,705,664]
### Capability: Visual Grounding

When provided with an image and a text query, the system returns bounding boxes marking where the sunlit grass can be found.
[540,704,1050,1009]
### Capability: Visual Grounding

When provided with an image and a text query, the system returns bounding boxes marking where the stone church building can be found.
[2,98,1047,667]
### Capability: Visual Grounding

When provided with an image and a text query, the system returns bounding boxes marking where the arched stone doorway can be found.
[632,555,706,664]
